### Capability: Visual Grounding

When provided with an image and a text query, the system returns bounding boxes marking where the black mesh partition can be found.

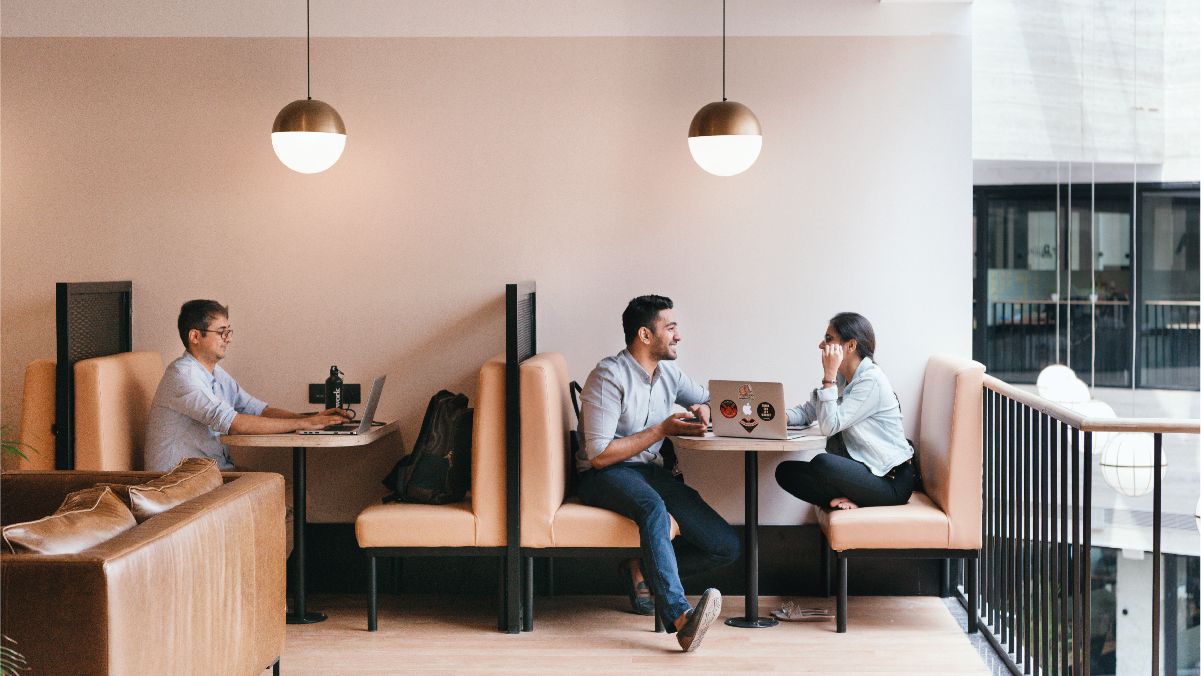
[504,281,536,632]
[55,281,133,469]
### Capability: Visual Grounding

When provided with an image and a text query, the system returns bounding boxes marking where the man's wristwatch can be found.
[821,379,836,386]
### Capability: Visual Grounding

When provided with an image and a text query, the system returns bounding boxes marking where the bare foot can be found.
[829,497,859,510]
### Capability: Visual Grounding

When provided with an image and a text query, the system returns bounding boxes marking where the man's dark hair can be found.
[829,312,876,361]
[178,299,229,348]
[622,295,674,345]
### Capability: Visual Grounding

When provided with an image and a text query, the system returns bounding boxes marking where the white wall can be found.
[1,33,972,524]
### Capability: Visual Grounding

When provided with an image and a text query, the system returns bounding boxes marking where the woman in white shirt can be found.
[774,313,915,510]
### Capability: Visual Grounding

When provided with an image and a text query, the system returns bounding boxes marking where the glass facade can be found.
[973,183,1200,391]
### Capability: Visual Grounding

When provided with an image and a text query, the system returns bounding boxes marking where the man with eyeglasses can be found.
[144,299,350,472]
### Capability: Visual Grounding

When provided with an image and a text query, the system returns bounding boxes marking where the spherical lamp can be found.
[1099,433,1163,498]
[688,0,762,177]
[688,101,762,176]
[271,0,346,174]
[1037,364,1090,403]
[272,99,346,174]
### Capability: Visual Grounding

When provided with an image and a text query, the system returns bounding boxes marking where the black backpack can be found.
[383,390,473,504]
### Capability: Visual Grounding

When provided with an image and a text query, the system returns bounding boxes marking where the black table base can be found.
[726,449,778,629]
[287,446,326,625]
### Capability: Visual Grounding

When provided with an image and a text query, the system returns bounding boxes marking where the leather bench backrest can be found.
[518,352,572,548]
[73,351,164,471]
[471,355,508,546]
[16,358,57,471]
[917,354,986,550]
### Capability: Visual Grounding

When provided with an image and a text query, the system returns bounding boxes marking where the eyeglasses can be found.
[199,327,233,339]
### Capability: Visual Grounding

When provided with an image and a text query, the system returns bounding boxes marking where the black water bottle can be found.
[324,366,343,410]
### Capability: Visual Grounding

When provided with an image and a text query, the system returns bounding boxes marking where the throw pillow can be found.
[2,486,137,555]
[128,457,222,522]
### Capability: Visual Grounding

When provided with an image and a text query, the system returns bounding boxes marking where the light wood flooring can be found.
[273,593,988,674]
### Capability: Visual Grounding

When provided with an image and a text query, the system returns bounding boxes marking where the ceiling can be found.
[2,0,970,38]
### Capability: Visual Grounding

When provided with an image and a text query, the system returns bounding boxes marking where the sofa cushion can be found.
[548,498,680,548]
[2,486,136,554]
[356,502,478,547]
[127,457,222,522]
[817,491,951,551]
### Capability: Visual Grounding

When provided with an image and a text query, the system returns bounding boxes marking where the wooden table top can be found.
[670,428,826,453]
[222,420,400,448]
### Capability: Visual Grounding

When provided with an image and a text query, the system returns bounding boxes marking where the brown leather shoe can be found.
[677,588,722,652]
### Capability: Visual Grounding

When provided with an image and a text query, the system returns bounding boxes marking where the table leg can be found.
[287,446,326,624]
[726,450,777,628]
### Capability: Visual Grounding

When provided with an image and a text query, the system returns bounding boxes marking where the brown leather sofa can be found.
[13,351,163,471]
[354,355,511,631]
[517,352,678,631]
[818,353,985,633]
[1,470,286,675]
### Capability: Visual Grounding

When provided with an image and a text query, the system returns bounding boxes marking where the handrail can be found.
[983,375,1201,435]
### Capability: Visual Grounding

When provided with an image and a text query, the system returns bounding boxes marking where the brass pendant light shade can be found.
[272,99,346,135]
[688,1,762,176]
[688,101,761,138]
[271,0,346,174]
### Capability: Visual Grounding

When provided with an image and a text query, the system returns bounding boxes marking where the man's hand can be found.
[821,343,844,382]
[295,413,351,431]
[318,407,354,420]
[689,403,711,428]
[660,411,706,437]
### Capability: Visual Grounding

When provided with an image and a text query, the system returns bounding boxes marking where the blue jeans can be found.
[577,462,739,632]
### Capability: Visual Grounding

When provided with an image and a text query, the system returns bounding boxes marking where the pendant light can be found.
[271,0,346,174]
[688,0,762,176]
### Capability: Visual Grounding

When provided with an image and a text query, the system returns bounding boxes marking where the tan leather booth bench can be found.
[13,351,163,471]
[818,354,985,633]
[354,355,512,631]
[517,352,679,632]
[1,470,286,675]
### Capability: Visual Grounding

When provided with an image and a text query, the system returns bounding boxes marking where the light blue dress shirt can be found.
[576,349,709,472]
[785,357,912,477]
[143,352,268,471]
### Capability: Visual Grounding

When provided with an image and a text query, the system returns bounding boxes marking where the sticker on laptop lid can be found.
[757,402,775,421]
[738,384,754,399]
[739,417,759,433]
[719,400,738,418]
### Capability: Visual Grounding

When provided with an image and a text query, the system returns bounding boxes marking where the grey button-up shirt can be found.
[785,357,912,477]
[143,352,268,471]
[576,349,709,472]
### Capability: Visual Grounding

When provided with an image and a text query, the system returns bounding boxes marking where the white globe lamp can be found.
[272,99,346,174]
[1099,433,1163,498]
[1037,365,1090,403]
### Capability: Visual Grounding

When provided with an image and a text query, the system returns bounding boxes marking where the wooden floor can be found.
[274,593,988,674]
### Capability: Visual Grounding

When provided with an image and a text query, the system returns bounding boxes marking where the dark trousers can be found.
[774,452,915,508]
[577,462,740,632]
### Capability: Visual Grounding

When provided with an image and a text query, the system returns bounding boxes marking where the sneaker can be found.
[677,588,722,653]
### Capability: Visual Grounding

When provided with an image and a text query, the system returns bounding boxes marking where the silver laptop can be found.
[299,375,387,435]
[709,380,804,440]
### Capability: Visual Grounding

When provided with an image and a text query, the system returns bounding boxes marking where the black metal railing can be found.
[960,376,1200,675]
[981,300,1199,391]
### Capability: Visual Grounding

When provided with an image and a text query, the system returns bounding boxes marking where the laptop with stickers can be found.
[709,380,805,440]
[299,375,387,435]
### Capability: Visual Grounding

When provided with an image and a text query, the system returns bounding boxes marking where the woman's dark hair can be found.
[829,312,876,361]
[178,299,229,348]
[622,295,673,345]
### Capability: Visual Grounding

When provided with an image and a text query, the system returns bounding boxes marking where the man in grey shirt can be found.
[143,299,350,472]
[576,294,738,653]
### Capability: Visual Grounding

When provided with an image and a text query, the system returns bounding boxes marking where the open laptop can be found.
[709,380,806,440]
[299,375,387,435]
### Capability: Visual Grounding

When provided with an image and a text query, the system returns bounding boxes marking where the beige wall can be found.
[1,35,971,524]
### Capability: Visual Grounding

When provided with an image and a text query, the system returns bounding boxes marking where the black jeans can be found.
[774,452,915,508]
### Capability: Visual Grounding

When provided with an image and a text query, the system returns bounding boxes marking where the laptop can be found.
[299,375,388,435]
[709,380,806,440]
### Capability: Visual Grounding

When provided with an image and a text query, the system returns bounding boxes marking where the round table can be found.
[671,429,825,628]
